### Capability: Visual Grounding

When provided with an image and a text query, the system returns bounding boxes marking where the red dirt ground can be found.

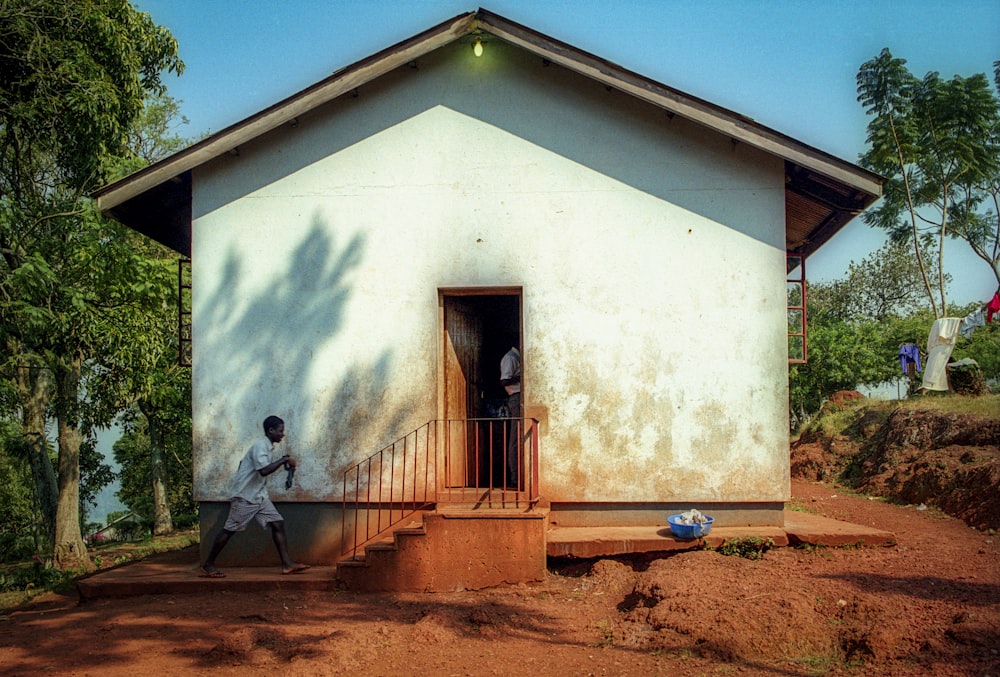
[2,476,998,676]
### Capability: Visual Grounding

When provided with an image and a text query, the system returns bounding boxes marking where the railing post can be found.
[401,434,408,524]
[354,466,371,555]
[424,422,431,504]
[342,469,349,557]
[530,418,540,501]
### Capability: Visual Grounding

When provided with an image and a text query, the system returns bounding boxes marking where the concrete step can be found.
[338,520,427,566]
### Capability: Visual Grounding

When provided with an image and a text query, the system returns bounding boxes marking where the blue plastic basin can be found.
[667,513,714,539]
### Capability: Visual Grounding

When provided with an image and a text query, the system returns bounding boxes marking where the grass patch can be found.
[901,393,1000,417]
[811,404,871,437]
[800,393,1000,442]
[717,536,774,560]
[795,542,828,555]
[786,653,842,676]
[786,501,821,515]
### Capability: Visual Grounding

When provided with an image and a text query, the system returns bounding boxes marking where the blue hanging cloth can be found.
[898,343,921,375]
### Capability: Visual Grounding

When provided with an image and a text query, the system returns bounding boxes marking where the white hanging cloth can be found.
[921,318,962,391]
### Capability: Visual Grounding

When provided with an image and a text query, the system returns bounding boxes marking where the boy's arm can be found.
[258,455,291,477]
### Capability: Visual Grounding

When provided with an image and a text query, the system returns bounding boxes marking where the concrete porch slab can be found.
[75,547,340,600]
[75,511,895,599]
[546,510,896,558]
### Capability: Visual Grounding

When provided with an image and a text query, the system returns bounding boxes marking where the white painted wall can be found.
[190,39,788,504]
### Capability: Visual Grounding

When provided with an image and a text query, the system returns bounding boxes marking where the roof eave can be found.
[94,10,480,213]
[96,7,883,257]
[475,9,883,199]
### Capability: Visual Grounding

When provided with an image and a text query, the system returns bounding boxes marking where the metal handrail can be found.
[341,417,539,559]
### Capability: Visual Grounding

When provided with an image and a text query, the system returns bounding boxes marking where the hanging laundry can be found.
[898,343,921,375]
[959,308,986,338]
[921,318,962,391]
[987,292,1000,323]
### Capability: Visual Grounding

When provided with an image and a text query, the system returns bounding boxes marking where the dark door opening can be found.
[442,290,521,487]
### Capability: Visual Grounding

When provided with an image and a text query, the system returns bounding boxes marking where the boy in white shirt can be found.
[201,415,310,577]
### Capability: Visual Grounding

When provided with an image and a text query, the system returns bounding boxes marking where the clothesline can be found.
[896,289,997,386]
[958,289,1000,339]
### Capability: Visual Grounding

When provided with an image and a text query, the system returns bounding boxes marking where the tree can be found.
[808,240,949,322]
[113,396,194,529]
[0,0,182,569]
[126,95,190,166]
[98,95,191,537]
[136,366,192,536]
[857,49,1000,317]
[949,60,1000,291]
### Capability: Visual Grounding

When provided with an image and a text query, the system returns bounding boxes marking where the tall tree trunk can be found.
[15,360,58,550]
[52,353,92,571]
[144,408,174,535]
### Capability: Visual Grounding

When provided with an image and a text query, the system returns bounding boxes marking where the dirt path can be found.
[1,478,998,676]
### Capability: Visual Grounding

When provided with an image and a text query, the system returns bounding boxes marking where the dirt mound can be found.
[822,389,866,412]
[792,404,1000,530]
[612,550,844,662]
[865,408,1000,450]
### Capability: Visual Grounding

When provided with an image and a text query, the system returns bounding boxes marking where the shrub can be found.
[718,536,774,560]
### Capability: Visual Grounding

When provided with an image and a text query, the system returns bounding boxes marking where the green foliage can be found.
[947,301,1000,380]
[109,94,190,179]
[0,562,76,593]
[106,510,131,524]
[172,512,198,529]
[808,240,948,321]
[79,436,114,521]
[718,536,774,560]
[0,0,185,562]
[0,0,183,191]
[790,248,999,428]
[113,406,194,520]
[0,421,39,562]
[789,308,894,423]
[793,243,955,420]
[857,49,1000,315]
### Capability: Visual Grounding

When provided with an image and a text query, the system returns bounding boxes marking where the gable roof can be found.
[95,8,882,258]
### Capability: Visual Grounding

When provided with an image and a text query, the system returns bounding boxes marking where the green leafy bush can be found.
[718,536,774,560]
[0,562,75,593]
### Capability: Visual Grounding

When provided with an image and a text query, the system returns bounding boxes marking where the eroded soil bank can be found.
[791,399,1000,531]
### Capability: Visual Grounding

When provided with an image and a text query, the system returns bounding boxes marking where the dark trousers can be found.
[506,392,521,485]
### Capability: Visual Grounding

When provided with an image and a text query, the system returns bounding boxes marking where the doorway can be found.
[441,289,521,488]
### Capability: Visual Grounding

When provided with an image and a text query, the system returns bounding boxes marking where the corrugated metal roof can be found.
[96,8,882,257]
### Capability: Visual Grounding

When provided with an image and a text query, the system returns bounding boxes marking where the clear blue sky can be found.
[133,0,1000,305]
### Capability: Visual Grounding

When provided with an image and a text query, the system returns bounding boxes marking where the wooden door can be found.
[443,298,482,486]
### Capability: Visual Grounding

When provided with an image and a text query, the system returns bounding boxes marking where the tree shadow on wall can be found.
[195,211,418,506]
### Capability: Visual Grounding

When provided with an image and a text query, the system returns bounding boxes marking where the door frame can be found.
[437,287,523,488]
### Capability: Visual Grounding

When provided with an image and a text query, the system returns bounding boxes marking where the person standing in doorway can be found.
[201,415,310,577]
[500,344,521,487]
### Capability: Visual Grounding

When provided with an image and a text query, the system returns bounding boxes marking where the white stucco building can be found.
[98,9,881,574]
